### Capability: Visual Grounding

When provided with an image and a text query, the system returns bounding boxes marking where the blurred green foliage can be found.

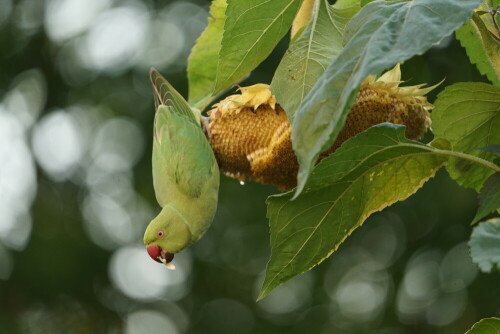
[0,1,499,334]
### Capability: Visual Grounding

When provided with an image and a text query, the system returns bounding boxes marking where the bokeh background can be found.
[0,0,498,333]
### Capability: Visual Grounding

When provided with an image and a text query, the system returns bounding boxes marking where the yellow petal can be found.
[408,78,445,96]
[237,84,276,110]
[377,63,401,83]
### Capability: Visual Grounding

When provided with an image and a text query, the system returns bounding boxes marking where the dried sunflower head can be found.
[206,64,440,190]
[207,85,295,189]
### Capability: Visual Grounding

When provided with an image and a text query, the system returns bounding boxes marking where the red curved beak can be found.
[146,245,162,263]
[146,245,174,264]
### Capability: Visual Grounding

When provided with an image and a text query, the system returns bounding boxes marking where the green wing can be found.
[150,69,218,205]
[153,106,217,204]
[150,68,197,123]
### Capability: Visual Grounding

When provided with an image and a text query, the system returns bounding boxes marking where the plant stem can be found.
[408,142,499,171]
[434,149,500,172]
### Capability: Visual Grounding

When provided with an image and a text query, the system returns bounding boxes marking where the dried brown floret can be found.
[207,93,288,183]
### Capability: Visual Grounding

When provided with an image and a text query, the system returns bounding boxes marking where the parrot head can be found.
[143,206,192,269]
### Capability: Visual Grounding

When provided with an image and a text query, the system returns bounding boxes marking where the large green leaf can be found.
[469,218,500,272]
[290,0,482,196]
[213,0,303,95]
[472,173,500,224]
[456,2,500,87]
[270,0,360,120]
[258,125,448,300]
[465,318,500,334]
[187,0,227,108]
[432,82,500,190]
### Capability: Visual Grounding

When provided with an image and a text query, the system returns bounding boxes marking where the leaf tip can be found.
[292,166,309,200]
[256,291,267,302]
[256,283,272,302]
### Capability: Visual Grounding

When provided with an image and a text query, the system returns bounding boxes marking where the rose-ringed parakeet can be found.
[144,69,219,268]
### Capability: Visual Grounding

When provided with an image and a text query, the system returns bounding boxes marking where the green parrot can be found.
[144,69,219,269]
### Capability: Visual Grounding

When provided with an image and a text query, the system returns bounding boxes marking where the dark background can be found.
[0,0,498,333]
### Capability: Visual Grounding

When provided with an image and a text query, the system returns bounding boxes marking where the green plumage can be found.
[153,107,217,202]
[144,69,219,257]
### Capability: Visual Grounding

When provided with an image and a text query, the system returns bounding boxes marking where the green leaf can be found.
[270,0,360,120]
[187,0,227,108]
[456,10,500,87]
[360,0,375,6]
[465,318,500,334]
[213,0,303,95]
[432,82,500,190]
[258,125,448,300]
[473,173,500,224]
[290,0,482,197]
[469,218,500,273]
[430,138,453,151]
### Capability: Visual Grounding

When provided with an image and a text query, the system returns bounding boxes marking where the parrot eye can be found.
[157,230,165,239]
